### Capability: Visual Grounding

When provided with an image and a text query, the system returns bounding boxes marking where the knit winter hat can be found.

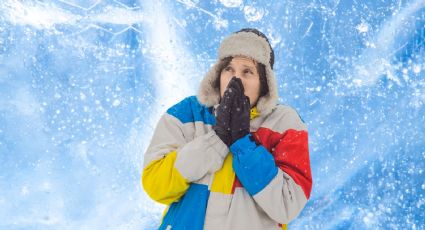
[197,28,279,116]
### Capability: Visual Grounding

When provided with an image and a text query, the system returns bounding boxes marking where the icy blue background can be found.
[1,0,424,229]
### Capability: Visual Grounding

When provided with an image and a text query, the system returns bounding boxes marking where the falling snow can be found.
[219,0,243,8]
[243,6,265,22]
[356,22,369,33]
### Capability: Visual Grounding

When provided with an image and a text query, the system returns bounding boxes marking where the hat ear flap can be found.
[197,62,221,107]
[256,66,278,115]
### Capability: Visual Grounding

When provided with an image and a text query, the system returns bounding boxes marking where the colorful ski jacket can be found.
[142,95,312,229]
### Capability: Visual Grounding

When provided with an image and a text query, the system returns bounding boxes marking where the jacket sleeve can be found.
[142,107,229,205]
[230,108,312,224]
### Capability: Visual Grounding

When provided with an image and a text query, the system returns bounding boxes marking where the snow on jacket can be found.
[142,95,312,230]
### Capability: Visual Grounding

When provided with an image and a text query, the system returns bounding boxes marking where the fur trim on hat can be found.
[197,31,279,116]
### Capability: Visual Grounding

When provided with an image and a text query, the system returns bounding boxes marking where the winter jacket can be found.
[142,95,312,230]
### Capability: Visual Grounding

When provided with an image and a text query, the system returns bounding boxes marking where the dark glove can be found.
[213,78,239,146]
[229,78,251,145]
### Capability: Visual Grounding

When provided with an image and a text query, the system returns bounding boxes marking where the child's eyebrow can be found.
[227,62,256,71]
[242,65,255,70]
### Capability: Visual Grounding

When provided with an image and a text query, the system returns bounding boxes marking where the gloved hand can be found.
[229,78,251,145]
[213,77,239,146]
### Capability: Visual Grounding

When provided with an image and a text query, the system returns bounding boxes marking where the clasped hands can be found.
[213,77,251,147]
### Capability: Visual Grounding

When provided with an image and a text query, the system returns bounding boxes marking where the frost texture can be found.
[219,0,243,8]
[0,0,424,229]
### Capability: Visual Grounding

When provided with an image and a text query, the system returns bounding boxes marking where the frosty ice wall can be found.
[0,0,424,229]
